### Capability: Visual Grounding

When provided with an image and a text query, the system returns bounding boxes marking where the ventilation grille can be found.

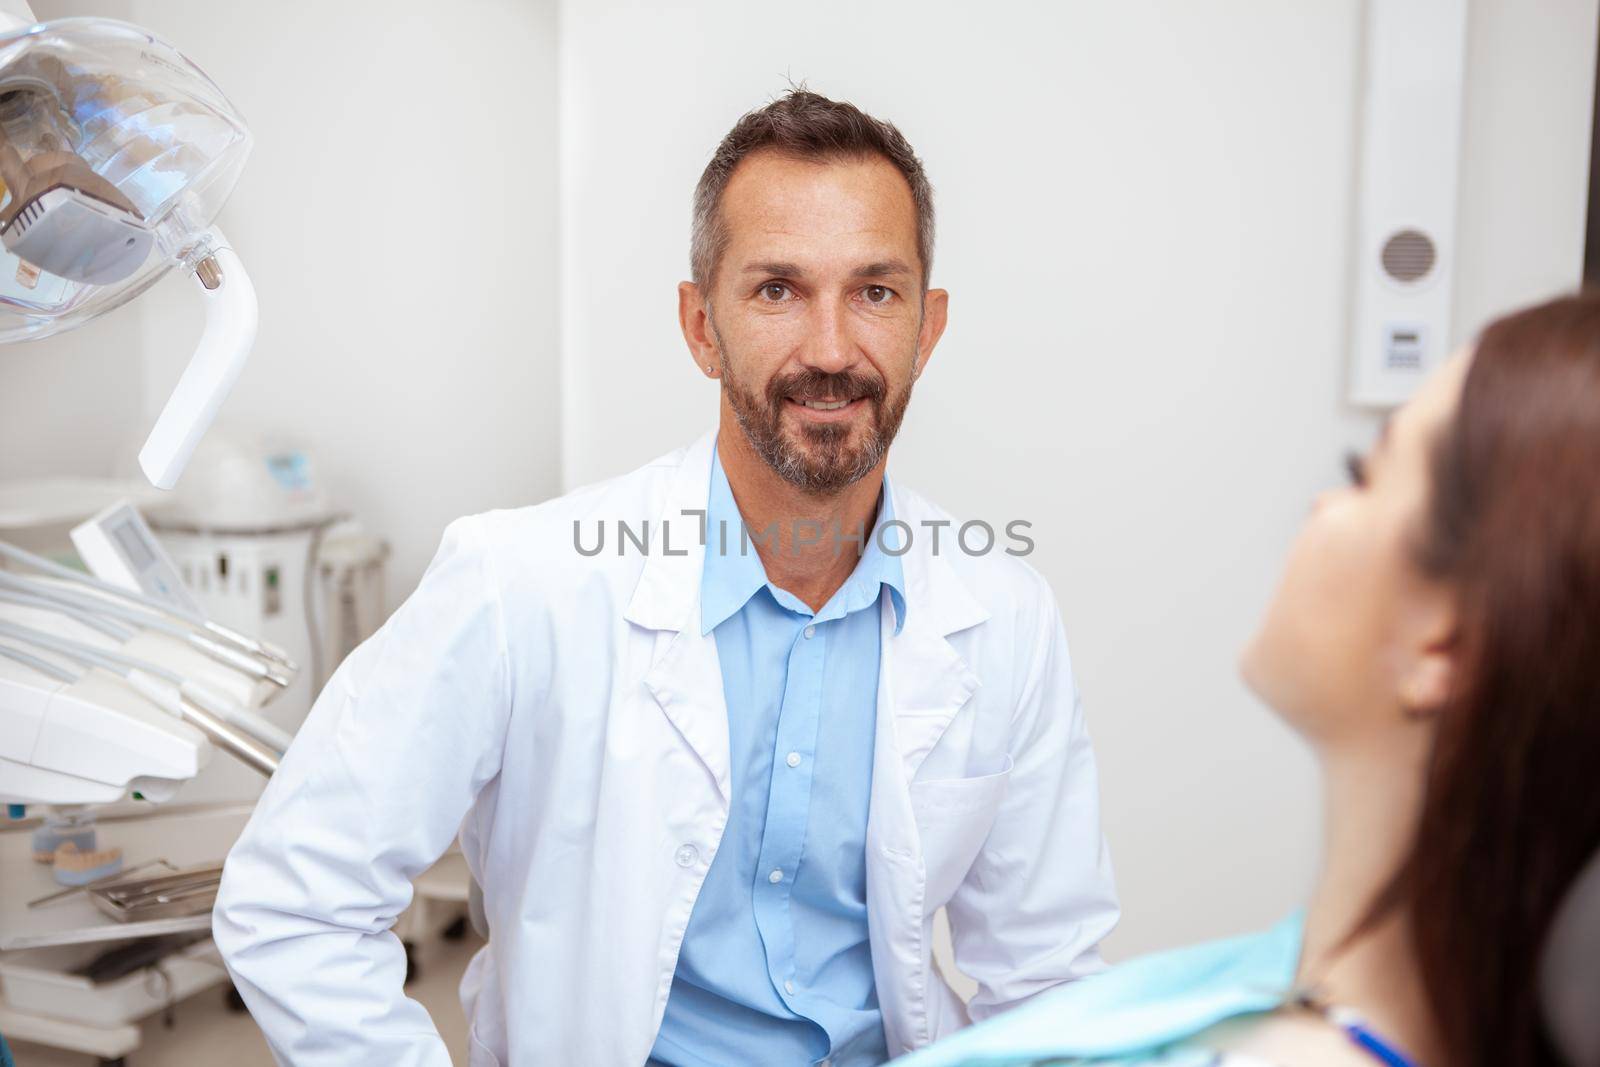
[6,196,45,236]
[1380,229,1436,283]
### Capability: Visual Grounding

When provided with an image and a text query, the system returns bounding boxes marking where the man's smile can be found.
[786,395,870,422]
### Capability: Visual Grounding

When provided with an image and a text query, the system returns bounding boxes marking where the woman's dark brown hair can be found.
[1364,292,1600,1065]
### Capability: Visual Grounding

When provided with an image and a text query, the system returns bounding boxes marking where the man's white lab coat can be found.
[213,429,1118,1066]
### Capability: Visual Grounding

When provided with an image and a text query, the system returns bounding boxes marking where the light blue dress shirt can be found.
[648,443,906,1067]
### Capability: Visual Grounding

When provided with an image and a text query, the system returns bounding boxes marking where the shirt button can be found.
[674,844,699,867]
[785,979,796,995]
[786,752,802,768]
[803,624,816,639]
[769,868,784,884]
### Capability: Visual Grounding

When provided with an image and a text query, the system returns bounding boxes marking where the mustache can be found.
[766,368,887,406]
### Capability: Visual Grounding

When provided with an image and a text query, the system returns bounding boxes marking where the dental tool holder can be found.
[86,863,222,922]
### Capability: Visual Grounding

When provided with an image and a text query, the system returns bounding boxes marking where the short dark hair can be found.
[690,87,935,293]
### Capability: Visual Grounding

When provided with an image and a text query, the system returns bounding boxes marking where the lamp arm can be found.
[137,227,258,489]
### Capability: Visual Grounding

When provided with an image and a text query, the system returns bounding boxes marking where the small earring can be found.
[706,364,717,376]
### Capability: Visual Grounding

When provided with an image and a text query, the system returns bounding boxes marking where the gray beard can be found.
[711,317,915,495]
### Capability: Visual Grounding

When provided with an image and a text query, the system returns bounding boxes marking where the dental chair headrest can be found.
[1541,846,1600,1066]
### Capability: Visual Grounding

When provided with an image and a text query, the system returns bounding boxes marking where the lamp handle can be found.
[137,227,258,489]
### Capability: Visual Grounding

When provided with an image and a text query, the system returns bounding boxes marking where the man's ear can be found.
[915,288,949,376]
[679,281,720,376]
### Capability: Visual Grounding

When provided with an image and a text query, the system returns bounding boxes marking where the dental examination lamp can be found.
[0,4,285,807]
[0,3,256,488]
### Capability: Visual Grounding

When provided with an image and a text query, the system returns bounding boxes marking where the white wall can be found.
[559,0,1598,960]
[0,311,145,480]
[25,0,564,608]
[1455,0,1595,339]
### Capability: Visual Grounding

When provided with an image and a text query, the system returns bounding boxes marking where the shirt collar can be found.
[700,442,907,637]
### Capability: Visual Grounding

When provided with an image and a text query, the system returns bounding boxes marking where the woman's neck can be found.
[1298,733,1442,1063]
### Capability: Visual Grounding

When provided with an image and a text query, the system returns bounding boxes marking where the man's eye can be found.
[864,285,894,305]
[760,283,792,302]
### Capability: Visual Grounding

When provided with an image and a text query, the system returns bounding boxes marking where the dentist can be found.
[214,88,1118,1067]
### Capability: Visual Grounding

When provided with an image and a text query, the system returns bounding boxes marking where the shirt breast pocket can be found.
[908,755,1013,907]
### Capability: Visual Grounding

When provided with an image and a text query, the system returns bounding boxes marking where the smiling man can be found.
[214,89,1119,1067]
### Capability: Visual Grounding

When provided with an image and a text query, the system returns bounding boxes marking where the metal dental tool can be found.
[0,620,282,777]
[0,538,297,673]
[0,570,291,688]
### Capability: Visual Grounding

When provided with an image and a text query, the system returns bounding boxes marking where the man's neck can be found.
[716,420,886,613]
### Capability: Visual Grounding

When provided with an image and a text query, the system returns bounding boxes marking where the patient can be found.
[899,292,1600,1067]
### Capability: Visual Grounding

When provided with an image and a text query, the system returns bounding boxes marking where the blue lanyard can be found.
[1328,1010,1419,1067]
[1295,994,1421,1067]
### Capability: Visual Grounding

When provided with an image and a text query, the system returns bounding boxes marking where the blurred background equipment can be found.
[0,0,279,812]
[1346,0,1469,406]
[143,430,389,766]
[0,3,257,489]
[0,2,288,1060]
[0,493,291,1062]
[0,470,294,810]
[0,443,389,1063]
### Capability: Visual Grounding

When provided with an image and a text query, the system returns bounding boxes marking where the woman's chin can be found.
[1237,636,1305,731]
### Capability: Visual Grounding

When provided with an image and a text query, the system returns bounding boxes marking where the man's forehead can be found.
[718,152,919,273]
[735,256,916,281]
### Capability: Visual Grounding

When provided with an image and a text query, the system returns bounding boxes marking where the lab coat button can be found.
[785,980,796,995]
[674,844,699,867]
[786,752,802,768]
[803,624,816,639]
[769,868,783,884]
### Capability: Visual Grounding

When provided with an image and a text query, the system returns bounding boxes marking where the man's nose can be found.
[800,299,860,375]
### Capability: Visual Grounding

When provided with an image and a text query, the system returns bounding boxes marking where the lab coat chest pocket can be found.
[908,754,1013,907]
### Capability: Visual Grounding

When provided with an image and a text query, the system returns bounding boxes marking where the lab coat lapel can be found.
[884,606,982,781]
[867,591,981,862]
[866,479,990,848]
[624,429,731,804]
[866,495,989,1055]
[640,627,729,803]
[881,479,990,783]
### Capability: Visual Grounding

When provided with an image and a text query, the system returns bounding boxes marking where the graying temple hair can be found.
[690,87,936,294]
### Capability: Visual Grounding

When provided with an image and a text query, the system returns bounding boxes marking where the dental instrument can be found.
[0,570,290,687]
[0,620,281,777]
[0,538,295,672]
